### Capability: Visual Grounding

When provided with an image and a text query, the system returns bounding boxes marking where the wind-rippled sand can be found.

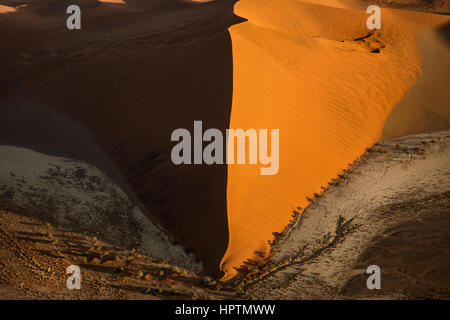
[0,0,448,282]
[222,0,449,279]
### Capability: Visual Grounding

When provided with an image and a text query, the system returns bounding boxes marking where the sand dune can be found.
[220,0,449,279]
[0,0,449,282]
[0,0,242,276]
[0,146,200,271]
[240,130,450,299]
[351,0,450,12]
[383,26,450,138]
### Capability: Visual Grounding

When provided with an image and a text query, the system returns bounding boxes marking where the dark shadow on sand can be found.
[0,0,246,277]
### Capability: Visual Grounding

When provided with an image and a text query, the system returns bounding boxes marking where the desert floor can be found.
[236,130,450,299]
[0,209,236,299]
[0,130,448,299]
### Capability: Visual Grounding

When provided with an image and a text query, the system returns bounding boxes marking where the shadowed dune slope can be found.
[383,24,450,138]
[0,0,188,13]
[0,0,244,276]
[221,0,449,279]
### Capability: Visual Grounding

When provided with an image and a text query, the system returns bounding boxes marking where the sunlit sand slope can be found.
[0,5,14,13]
[221,0,449,279]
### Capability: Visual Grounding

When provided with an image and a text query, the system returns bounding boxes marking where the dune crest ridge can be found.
[221,0,449,279]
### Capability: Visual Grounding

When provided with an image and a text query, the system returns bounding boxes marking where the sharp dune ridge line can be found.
[221,0,449,279]
[0,0,449,283]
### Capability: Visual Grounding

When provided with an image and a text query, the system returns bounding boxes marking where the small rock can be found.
[144,274,152,281]
[90,257,100,264]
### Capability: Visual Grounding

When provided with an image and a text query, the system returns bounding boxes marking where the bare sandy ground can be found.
[235,130,450,299]
[0,209,234,299]
[1,131,448,299]
[0,146,200,271]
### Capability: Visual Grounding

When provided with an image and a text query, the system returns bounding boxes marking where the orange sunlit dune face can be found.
[0,4,17,14]
[219,0,444,279]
